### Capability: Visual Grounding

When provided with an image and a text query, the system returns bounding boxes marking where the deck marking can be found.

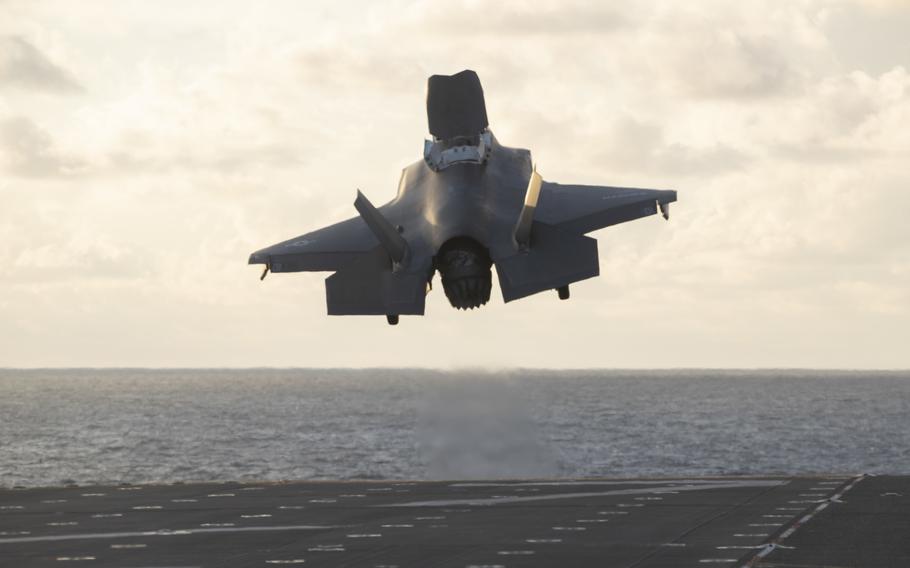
[699,560,737,564]
[497,550,534,555]
[56,557,95,561]
[740,474,865,567]
[0,524,346,545]
[265,561,305,564]
[526,538,561,543]
[110,544,146,549]
[384,481,784,508]
[552,526,586,531]
[381,524,413,528]
[451,479,779,488]
[308,544,345,552]
[91,513,122,518]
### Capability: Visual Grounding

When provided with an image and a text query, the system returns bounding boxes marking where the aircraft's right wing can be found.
[534,182,677,235]
[248,216,379,273]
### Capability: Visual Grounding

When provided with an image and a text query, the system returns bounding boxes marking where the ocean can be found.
[1,369,908,488]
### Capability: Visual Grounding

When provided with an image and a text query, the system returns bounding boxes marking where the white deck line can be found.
[739,475,866,568]
[0,524,347,545]
[384,481,784,508]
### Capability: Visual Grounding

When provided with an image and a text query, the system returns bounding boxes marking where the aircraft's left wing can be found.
[248,216,378,273]
[249,201,430,318]
[534,182,677,235]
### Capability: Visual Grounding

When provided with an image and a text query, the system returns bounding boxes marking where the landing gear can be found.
[557,285,570,300]
[386,314,399,326]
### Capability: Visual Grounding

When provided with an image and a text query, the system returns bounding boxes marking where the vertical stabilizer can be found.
[513,166,543,249]
[353,190,408,266]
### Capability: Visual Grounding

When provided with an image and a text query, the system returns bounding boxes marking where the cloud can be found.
[0,116,86,177]
[601,115,748,176]
[1,0,908,367]
[407,0,628,37]
[0,35,82,93]
[10,238,150,283]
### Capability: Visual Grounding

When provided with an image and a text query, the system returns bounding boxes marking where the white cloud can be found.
[0,0,907,368]
[0,35,82,93]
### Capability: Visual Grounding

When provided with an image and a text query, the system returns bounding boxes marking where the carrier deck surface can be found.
[1,475,906,567]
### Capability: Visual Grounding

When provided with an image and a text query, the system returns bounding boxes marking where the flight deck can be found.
[1,475,907,567]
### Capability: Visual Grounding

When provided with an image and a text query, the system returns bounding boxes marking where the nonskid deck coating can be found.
[0,475,905,567]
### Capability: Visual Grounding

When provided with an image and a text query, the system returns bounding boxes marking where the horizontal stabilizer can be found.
[325,246,426,316]
[496,222,599,302]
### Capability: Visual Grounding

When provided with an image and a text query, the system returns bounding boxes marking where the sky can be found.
[0,0,908,368]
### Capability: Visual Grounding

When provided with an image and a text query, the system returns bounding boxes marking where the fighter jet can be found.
[249,70,676,325]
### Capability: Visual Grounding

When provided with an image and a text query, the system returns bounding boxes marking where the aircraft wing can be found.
[248,216,378,273]
[534,182,677,235]
[248,198,430,317]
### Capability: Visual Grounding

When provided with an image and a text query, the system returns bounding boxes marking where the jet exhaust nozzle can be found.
[436,237,492,310]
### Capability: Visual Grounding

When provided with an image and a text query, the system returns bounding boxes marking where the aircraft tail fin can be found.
[513,166,543,249]
[353,190,408,265]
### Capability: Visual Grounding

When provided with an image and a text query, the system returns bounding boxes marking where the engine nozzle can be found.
[436,237,492,310]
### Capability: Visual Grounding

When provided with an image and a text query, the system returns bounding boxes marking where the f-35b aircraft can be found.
[249,70,676,325]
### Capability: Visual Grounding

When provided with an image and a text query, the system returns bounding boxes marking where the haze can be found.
[1,0,907,368]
